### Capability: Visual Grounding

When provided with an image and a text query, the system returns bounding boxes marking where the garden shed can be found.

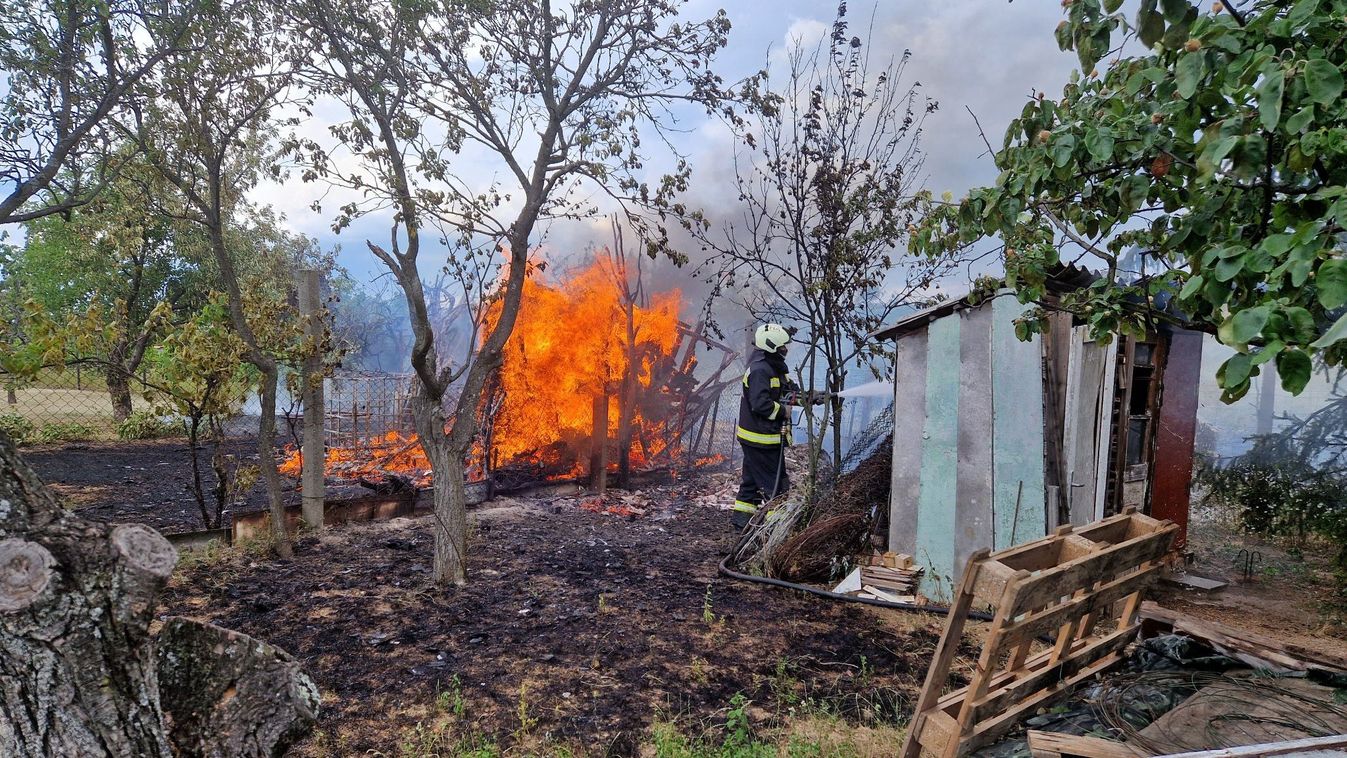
[870,278,1203,602]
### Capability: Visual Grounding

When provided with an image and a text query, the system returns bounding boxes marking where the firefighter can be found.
[731,323,796,531]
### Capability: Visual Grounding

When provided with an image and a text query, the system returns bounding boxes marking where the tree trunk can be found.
[411,390,467,586]
[830,395,844,471]
[0,433,176,757]
[108,371,135,424]
[256,368,293,559]
[155,617,320,757]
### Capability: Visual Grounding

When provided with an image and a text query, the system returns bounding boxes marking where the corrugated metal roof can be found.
[869,264,1099,342]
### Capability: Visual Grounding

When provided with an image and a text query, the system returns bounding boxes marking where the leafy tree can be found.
[913,0,1347,402]
[142,297,258,529]
[134,0,314,556]
[692,5,958,471]
[296,0,741,586]
[0,0,196,224]
[9,158,208,420]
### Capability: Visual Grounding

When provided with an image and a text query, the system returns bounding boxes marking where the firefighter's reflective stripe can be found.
[731,501,778,520]
[769,377,781,388]
[742,370,750,387]
[736,425,783,446]
[767,401,781,421]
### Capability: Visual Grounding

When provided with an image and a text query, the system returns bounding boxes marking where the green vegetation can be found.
[116,410,182,440]
[34,422,97,443]
[914,0,1347,401]
[0,413,34,445]
[1200,456,1347,570]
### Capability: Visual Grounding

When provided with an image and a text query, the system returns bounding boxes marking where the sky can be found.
[251,1,1078,293]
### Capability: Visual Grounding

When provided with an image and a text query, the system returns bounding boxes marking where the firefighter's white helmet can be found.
[754,323,792,353]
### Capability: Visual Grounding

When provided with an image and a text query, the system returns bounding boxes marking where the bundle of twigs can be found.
[738,435,893,583]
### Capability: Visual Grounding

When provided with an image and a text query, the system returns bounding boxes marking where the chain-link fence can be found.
[0,367,157,443]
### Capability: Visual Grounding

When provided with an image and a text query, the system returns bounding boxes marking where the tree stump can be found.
[0,434,176,756]
[0,433,319,756]
[157,617,320,758]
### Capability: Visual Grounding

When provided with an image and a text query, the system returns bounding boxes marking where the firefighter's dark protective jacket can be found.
[736,348,791,448]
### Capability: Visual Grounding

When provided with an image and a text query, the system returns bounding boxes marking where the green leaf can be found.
[1311,311,1347,349]
[1176,52,1205,99]
[1138,0,1165,47]
[1179,274,1204,299]
[1159,0,1189,21]
[1316,259,1347,309]
[1276,348,1312,394]
[1231,306,1270,343]
[1104,0,1124,11]
[1286,106,1315,134]
[1050,134,1077,167]
[1085,129,1115,162]
[1220,353,1253,387]
[1303,58,1344,106]
[1257,65,1285,131]
[1252,341,1284,365]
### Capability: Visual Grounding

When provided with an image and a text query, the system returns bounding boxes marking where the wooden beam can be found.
[1027,730,1144,758]
[1157,734,1347,758]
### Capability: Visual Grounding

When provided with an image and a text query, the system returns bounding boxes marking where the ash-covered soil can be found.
[25,438,978,754]
[160,490,965,754]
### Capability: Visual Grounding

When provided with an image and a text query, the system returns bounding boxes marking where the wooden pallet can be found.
[900,508,1179,758]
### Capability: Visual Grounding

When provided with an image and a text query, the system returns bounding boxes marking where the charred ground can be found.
[27,438,971,755]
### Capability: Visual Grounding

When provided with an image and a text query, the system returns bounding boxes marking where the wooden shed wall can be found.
[888,297,1047,601]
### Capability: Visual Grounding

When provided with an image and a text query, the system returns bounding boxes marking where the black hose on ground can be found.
[717,511,995,622]
[716,553,995,621]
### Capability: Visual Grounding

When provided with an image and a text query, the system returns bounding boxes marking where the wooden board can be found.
[1157,734,1347,757]
[1027,730,1144,758]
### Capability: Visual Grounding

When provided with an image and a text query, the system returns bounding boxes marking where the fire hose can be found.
[717,370,993,621]
[717,488,995,622]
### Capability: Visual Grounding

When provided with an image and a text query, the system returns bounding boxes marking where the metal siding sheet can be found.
[888,329,928,555]
[991,296,1047,549]
[1151,329,1203,550]
[916,314,961,600]
[954,304,995,582]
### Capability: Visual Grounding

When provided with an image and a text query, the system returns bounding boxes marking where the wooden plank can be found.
[1008,524,1177,616]
[958,648,1126,755]
[1027,731,1144,758]
[956,301,996,578]
[889,329,928,556]
[862,585,914,603]
[1160,573,1227,593]
[1157,734,1347,758]
[970,558,1019,606]
[969,626,1137,724]
[915,709,957,752]
[1092,337,1118,521]
[997,562,1163,648]
[899,548,986,758]
[1139,602,1347,673]
[992,294,1047,549]
[915,314,962,601]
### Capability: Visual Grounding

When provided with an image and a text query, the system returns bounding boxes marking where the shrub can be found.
[0,414,35,445]
[117,411,182,440]
[1200,459,1347,570]
[34,422,98,444]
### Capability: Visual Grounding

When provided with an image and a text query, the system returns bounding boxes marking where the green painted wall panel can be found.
[991,295,1047,548]
[916,314,961,599]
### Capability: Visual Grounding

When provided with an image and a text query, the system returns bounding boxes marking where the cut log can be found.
[0,434,175,756]
[156,617,320,758]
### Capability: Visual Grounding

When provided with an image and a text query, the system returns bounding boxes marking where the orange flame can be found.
[481,255,682,473]
[281,254,690,487]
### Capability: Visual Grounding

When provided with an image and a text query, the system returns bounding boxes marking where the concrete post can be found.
[298,269,325,530]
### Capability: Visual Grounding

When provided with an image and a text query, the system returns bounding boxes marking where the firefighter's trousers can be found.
[730,443,789,530]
